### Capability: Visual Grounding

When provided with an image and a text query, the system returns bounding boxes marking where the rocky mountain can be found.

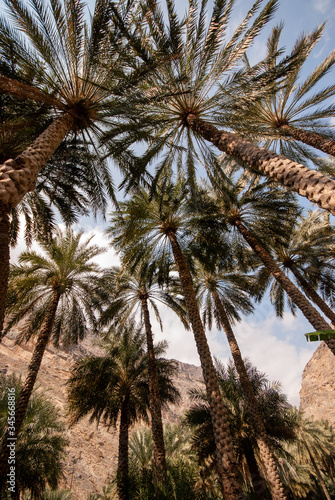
[0,335,204,499]
[299,342,335,426]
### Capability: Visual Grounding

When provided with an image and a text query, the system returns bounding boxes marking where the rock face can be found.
[0,335,204,499]
[299,342,335,426]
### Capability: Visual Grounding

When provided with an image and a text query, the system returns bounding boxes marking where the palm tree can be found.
[97,264,187,484]
[108,178,244,499]
[197,174,335,352]
[0,227,104,483]
[257,209,335,325]
[231,24,335,159]
[0,374,68,499]
[66,322,180,500]
[185,359,297,498]
[0,0,155,324]
[283,410,335,500]
[104,0,335,214]
[194,259,287,499]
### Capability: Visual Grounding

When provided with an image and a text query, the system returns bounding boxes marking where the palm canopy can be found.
[4,226,104,345]
[102,0,281,190]
[229,23,335,162]
[98,264,188,332]
[0,374,68,499]
[66,321,180,429]
[0,0,155,213]
[107,177,195,273]
[194,259,255,332]
[256,209,335,317]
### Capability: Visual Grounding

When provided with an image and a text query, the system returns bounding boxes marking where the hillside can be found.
[0,334,204,499]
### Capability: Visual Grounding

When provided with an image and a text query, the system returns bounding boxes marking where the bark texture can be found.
[0,289,60,486]
[288,264,335,326]
[0,113,74,217]
[117,398,130,500]
[233,219,335,355]
[281,124,335,158]
[0,214,10,335]
[140,296,167,481]
[187,115,335,215]
[167,230,243,499]
[212,289,287,500]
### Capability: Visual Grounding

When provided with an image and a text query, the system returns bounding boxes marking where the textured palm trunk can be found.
[233,219,335,355]
[117,397,130,500]
[0,288,60,486]
[186,114,335,215]
[140,296,167,482]
[280,124,335,158]
[0,214,10,335]
[0,112,74,218]
[212,289,287,500]
[288,263,335,326]
[167,230,243,499]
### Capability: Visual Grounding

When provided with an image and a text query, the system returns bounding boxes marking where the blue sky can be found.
[3,0,335,406]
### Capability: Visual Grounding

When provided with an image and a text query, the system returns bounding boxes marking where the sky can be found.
[3,0,335,407]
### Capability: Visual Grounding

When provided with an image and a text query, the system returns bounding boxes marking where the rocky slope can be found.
[299,342,335,426]
[0,335,204,499]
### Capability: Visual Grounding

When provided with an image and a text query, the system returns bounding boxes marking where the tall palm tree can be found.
[195,259,287,499]
[97,264,188,485]
[257,209,335,325]
[231,24,335,159]
[67,322,180,500]
[197,174,335,352]
[0,0,154,325]
[0,227,104,483]
[108,179,244,499]
[104,0,335,214]
[185,359,297,498]
[0,374,68,500]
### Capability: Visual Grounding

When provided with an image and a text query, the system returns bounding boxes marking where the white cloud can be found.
[313,0,331,13]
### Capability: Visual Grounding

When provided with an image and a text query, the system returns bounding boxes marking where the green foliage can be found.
[4,226,104,346]
[0,374,68,499]
[67,322,180,429]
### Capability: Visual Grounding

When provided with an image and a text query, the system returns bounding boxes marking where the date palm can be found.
[0,374,68,500]
[231,24,335,160]
[67,322,180,500]
[108,178,244,499]
[185,359,297,498]
[0,0,154,330]
[257,209,335,325]
[0,227,104,484]
[198,174,335,352]
[105,0,335,214]
[97,264,188,485]
[195,259,287,499]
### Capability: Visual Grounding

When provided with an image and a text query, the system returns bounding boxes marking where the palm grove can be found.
[0,0,335,498]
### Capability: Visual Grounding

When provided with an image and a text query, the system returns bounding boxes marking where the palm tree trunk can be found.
[0,213,9,335]
[280,124,335,158]
[212,289,287,500]
[288,263,335,326]
[117,397,130,500]
[186,114,335,215]
[140,296,167,482]
[233,218,335,355]
[167,230,243,500]
[0,288,60,486]
[0,112,74,218]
